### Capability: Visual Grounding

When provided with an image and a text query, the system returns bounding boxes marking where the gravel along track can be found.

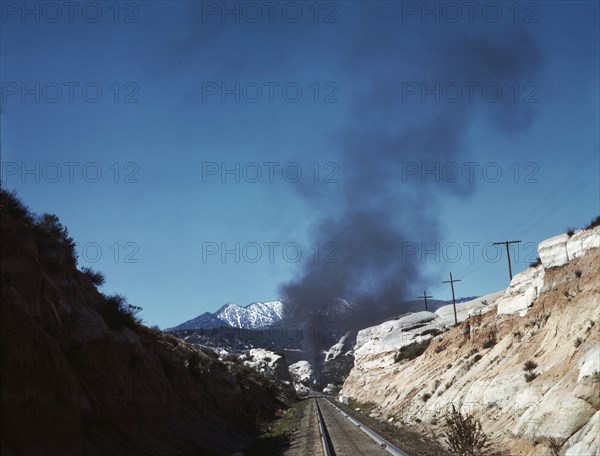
[316,397,391,456]
[284,398,323,456]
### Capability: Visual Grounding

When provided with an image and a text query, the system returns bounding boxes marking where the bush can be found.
[222,353,239,363]
[33,213,78,264]
[81,267,105,286]
[566,228,575,237]
[585,215,600,230]
[99,294,142,330]
[422,393,431,402]
[201,348,220,360]
[529,257,542,268]
[523,360,538,371]
[0,189,35,224]
[481,326,497,349]
[574,269,582,278]
[524,372,538,383]
[574,337,582,348]
[464,348,478,359]
[482,338,496,349]
[394,339,431,363]
[443,405,489,455]
[472,354,482,363]
[548,437,562,456]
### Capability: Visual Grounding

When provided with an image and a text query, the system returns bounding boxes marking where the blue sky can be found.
[1,1,598,328]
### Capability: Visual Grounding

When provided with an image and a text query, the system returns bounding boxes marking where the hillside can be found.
[0,191,293,455]
[342,224,600,455]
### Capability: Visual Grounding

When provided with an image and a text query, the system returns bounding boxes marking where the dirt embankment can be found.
[0,192,292,456]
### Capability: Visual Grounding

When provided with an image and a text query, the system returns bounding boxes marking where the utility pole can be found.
[493,240,522,282]
[442,272,461,325]
[418,291,433,311]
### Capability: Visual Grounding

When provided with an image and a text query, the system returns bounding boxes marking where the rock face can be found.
[539,228,600,269]
[289,360,314,394]
[342,226,600,456]
[0,192,290,456]
[496,266,545,316]
[241,348,296,397]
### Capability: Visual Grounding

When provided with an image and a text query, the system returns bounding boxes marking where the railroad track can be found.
[312,395,409,456]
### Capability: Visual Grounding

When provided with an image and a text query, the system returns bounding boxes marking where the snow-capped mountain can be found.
[170,300,285,330]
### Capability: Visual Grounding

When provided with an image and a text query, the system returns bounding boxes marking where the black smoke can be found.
[280,23,542,380]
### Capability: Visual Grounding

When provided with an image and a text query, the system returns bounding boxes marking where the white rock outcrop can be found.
[539,228,600,269]
[325,331,353,362]
[565,411,600,456]
[497,226,599,316]
[434,292,503,324]
[496,266,544,315]
[352,293,503,370]
[342,225,600,456]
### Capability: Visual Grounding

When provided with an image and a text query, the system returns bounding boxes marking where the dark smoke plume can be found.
[280,26,542,379]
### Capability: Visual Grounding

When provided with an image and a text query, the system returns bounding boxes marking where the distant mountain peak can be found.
[170,300,285,331]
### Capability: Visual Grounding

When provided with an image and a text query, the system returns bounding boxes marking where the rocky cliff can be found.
[0,191,292,456]
[342,225,599,455]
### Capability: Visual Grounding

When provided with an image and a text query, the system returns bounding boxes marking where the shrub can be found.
[585,215,600,230]
[0,189,35,224]
[147,325,162,336]
[222,353,239,363]
[81,267,105,286]
[587,321,596,332]
[443,405,489,455]
[421,328,443,337]
[99,294,142,330]
[524,372,538,383]
[33,213,78,264]
[422,393,431,402]
[464,348,478,359]
[574,337,582,348]
[574,269,582,278]
[201,348,220,360]
[548,437,562,456]
[482,338,496,349]
[525,313,550,329]
[473,354,482,363]
[566,228,575,237]
[529,257,542,268]
[523,360,538,371]
[482,326,497,349]
[394,339,431,362]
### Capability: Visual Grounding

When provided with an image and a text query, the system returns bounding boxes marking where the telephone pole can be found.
[418,291,433,311]
[442,272,461,325]
[493,240,522,281]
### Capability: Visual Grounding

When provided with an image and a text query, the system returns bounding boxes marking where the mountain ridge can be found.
[169,300,285,330]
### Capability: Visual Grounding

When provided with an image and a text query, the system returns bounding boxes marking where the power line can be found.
[418,291,433,311]
[492,240,522,281]
[442,272,461,325]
